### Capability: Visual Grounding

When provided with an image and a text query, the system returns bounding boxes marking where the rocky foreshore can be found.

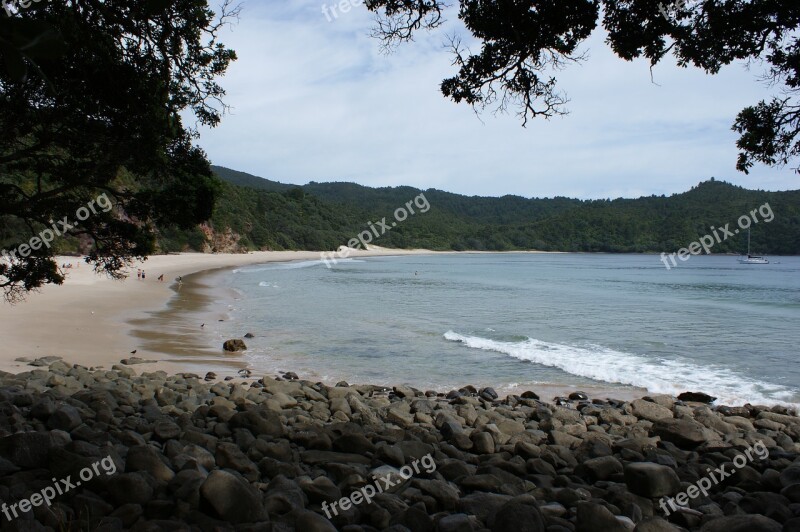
[0,358,798,532]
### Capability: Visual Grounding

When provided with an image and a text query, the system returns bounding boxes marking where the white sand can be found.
[0,248,649,402]
[0,247,436,374]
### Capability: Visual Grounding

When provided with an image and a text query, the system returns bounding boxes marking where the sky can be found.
[193,0,799,200]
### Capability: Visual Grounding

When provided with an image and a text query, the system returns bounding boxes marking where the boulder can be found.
[576,502,629,532]
[490,497,546,532]
[699,515,781,532]
[624,462,681,498]
[106,473,154,505]
[631,399,674,422]
[200,470,266,524]
[652,418,709,448]
[223,339,247,352]
[677,392,716,404]
[125,445,175,483]
[576,455,624,482]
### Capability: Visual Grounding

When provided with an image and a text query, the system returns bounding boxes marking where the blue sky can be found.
[194,0,799,199]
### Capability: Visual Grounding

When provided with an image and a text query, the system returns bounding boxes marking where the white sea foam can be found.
[444,331,798,407]
[235,258,366,274]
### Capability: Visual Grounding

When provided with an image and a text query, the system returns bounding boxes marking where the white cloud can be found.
[195,0,798,199]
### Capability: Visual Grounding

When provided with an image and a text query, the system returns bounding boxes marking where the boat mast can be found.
[747,228,751,256]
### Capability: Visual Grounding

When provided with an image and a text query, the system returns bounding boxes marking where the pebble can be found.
[0,361,795,530]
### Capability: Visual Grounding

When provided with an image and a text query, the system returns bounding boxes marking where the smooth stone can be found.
[200,470,266,524]
[698,515,782,532]
[678,391,717,404]
[624,462,680,498]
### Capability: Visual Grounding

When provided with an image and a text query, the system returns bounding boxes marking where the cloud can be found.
[194,0,797,199]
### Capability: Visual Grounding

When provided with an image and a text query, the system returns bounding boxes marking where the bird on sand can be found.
[130,350,137,354]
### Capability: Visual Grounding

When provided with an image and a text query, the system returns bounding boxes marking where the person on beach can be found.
[142,270,146,280]
[137,269,141,280]
[158,274,164,282]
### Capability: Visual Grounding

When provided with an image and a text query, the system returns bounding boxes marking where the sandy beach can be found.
[0,248,436,376]
[0,248,650,401]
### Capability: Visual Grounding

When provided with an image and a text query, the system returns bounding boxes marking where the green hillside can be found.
[7,165,796,256]
[201,168,799,255]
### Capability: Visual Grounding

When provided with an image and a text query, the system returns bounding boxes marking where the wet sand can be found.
[1,248,650,402]
[0,248,437,376]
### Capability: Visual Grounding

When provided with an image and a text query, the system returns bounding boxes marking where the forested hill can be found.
[200,166,800,255]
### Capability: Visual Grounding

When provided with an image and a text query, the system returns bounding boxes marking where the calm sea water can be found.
[207,253,800,407]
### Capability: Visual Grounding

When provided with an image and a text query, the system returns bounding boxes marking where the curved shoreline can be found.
[0,248,440,376]
[2,250,795,408]
[129,258,654,404]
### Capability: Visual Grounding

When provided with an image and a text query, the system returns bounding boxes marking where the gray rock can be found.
[295,509,337,531]
[228,409,285,438]
[301,450,372,465]
[47,405,83,431]
[480,387,499,402]
[576,455,624,481]
[301,476,341,504]
[223,339,247,352]
[633,517,682,531]
[109,504,144,528]
[215,442,259,481]
[125,445,175,483]
[30,396,57,419]
[472,432,495,454]
[120,357,156,365]
[153,419,181,441]
[393,385,417,398]
[387,405,415,427]
[699,515,782,532]
[652,418,709,448]
[438,513,474,532]
[576,502,629,532]
[624,462,681,498]
[29,356,62,367]
[416,479,461,510]
[0,456,20,475]
[332,433,376,455]
[514,441,542,459]
[457,492,512,524]
[780,465,800,488]
[631,399,674,422]
[200,469,266,523]
[490,497,545,532]
[264,475,306,513]
[678,392,716,404]
[106,472,154,505]
[0,432,59,468]
[782,483,800,503]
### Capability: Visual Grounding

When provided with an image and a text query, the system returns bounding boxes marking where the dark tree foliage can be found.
[0,0,237,302]
[204,168,800,256]
[368,0,800,171]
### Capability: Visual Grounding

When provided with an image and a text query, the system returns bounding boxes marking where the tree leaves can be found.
[0,18,65,82]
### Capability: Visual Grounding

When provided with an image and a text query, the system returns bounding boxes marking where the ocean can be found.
[204,253,800,407]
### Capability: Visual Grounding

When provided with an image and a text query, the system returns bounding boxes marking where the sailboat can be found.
[738,228,769,264]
